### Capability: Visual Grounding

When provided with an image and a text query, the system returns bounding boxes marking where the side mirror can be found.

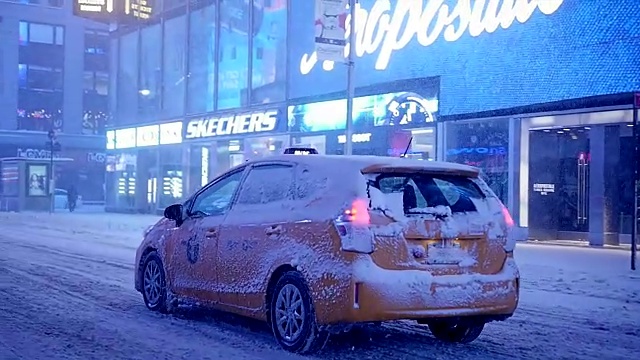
[164,204,183,224]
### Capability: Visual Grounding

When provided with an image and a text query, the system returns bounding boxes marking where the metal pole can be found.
[344,0,357,156]
[49,140,54,214]
[632,96,638,270]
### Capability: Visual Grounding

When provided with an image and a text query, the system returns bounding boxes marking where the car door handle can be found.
[265,225,282,236]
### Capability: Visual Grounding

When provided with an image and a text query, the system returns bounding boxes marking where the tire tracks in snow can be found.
[1,217,639,359]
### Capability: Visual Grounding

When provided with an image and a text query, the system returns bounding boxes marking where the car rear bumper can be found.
[335,257,519,323]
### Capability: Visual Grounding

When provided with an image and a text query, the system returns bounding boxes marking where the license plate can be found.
[426,240,463,265]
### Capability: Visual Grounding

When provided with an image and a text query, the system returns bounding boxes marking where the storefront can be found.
[105,105,290,213]
[107,0,640,241]
[182,105,290,198]
[105,121,184,213]
[288,77,440,159]
[439,102,638,246]
[0,143,105,203]
[520,108,637,246]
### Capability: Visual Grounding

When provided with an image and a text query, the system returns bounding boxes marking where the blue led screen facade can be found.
[288,0,640,116]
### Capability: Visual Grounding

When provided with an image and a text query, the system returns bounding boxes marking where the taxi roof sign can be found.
[283,147,318,155]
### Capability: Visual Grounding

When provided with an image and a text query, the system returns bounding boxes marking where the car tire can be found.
[141,252,169,314]
[269,271,329,354]
[428,321,484,344]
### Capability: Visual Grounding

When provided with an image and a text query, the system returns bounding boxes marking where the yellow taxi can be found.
[134,149,519,354]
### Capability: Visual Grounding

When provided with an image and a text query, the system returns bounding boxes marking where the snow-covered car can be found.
[54,188,82,210]
[134,153,519,354]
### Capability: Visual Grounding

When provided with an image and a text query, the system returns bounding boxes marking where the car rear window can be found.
[373,173,485,214]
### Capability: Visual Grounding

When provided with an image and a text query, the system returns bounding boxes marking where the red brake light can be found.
[501,204,514,227]
[343,198,370,226]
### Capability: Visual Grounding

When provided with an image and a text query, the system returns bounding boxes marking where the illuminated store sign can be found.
[136,125,159,147]
[288,90,437,132]
[159,122,183,145]
[125,0,153,20]
[300,0,565,74]
[106,130,115,150]
[115,128,136,149]
[447,146,507,156]
[74,0,113,14]
[338,133,372,144]
[73,0,154,22]
[185,110,279,139]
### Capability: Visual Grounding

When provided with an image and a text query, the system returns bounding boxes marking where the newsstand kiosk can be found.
[0,156,73,212]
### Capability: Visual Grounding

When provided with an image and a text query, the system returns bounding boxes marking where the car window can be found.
[237,164,294,205]
[55,189,66,196]
[376,174,484,214]
[190,170,244,216]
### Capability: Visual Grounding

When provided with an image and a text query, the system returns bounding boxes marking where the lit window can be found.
[55,26,64,45]
[29,23,55,44]
[19,22,28,45]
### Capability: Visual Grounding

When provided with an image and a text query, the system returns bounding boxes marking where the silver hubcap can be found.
[143,260,162,306]
[275,284,305,342]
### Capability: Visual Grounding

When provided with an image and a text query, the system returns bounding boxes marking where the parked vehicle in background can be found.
[134,150,519,354]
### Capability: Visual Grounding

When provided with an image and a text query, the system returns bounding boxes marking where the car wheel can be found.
[269,271,329,354]
[428,321,484,343]
[141,252,168,314]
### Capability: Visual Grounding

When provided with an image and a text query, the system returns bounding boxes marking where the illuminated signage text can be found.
[185,110,279,139]
[447,146,507,156]
[159,122,183,145]
[17,148,61,160]
[74,0,113,14]
[338,133,372,144]
[300,0,565,74]
[115,128,136,149]
[73,0,153,23]
[201,147,209,187]
[126,0,153,20]
[136,125,159,147]
[106,130,116,150]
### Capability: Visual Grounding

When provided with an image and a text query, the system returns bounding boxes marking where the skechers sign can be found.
[185,110,280,140]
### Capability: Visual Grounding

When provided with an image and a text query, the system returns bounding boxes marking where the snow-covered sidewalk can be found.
[0,212,638,360]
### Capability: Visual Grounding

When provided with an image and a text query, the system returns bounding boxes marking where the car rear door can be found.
[164,168,246,304]
[366,170,510,276]
[217,162,297,311]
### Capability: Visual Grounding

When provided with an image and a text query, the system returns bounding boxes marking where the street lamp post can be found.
[632,93,639,270]
[46,130,61,214]
[344,0,357,156]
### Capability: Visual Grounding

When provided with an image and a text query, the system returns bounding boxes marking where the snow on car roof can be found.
[249,154,480,176]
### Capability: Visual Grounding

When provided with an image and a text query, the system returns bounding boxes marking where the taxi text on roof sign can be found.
[300,0,565,74]
[185,110,279,139]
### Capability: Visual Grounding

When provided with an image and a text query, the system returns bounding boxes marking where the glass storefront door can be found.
[528,122,635,244]
[529,127,590,240]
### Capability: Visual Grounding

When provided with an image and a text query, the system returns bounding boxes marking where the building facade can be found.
[0,0,109,203]
[106,0,640,247]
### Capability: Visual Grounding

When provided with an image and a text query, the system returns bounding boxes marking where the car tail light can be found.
[501,203,514,227]
[500,203,516,253]
[334,198,374,254]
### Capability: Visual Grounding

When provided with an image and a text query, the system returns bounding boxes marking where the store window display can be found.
[445,119,509,205]
[105,153,137,210]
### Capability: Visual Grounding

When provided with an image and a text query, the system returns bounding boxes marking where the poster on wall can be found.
[314,0,347,62]
[288,89,438,133]
[27,164,48,197]
[445,119,509,204]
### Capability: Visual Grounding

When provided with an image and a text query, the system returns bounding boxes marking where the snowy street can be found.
[0,212,638,360]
